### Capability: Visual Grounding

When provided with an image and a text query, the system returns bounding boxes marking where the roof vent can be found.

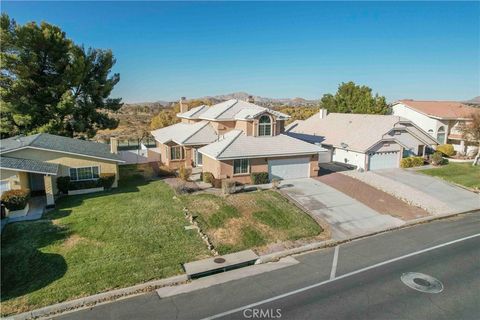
[247,95,255,103]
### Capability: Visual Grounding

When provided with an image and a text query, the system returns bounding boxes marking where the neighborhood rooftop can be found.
[0,156,59,175]
[151,120,218,145]
[199,130,325,160]
[178,99,290,121]
[0,133,123,162]
[288,113,436,153]
[397,100,479,119]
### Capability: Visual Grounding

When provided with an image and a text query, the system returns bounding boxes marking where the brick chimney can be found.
[319,108,328,119]
[247,95,255,103]
[110,137,118,154]
[179,97,187,113]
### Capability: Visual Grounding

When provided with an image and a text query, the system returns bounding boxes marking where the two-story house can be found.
[392,100,479,155]
[151,98,325,183]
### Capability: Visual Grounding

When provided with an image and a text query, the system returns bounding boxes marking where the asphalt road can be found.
[57,212,480,320]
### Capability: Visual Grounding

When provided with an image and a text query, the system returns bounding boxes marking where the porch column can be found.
[43,175,55,208]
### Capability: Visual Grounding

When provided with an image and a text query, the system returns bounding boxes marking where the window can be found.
[170,146,184,160]
[436,126,446,144]
[233,159,250,175]
[69,166,100,181]
[258,115,272,136]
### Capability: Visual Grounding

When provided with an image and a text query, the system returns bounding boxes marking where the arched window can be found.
[436,126,446,143]
[258,115,272,136]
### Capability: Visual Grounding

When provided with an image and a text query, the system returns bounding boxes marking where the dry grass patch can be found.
[183,190,323,254]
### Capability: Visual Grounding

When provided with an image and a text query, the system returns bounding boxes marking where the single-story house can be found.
[287,110,438,171]
[151,98,326,183]
[392,100,480,155]
[0,133,124,207]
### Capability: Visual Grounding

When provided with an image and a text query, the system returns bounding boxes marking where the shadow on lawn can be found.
[1,220,69,302]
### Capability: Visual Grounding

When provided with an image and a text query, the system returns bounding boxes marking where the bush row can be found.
[57,173,116,194]
[400,156,425,168]
[1,189,30,211]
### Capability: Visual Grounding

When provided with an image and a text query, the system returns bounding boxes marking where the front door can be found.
[195,148,203,166]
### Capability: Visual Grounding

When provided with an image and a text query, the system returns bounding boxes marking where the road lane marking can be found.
[202,232,480,320]
[330,246,339,280]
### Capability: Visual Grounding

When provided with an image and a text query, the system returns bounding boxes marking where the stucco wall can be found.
[203,154,319,184]
[5,148,120,191]
[0,169,29,191]
[333,148,367,169]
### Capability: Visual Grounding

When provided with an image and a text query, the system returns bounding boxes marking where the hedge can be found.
[1,189,30,211]
[400,156,424,168]
[56,174,116,194]
[250,172,269,185]
[436,144,455,157]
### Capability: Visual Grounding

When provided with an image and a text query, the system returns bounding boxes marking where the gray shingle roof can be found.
[0,156,59,175]
[0,133,123,162]
[199,130,325,160]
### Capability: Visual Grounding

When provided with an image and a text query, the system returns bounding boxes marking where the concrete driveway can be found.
[374,169,480,214]
[280,178,404,240]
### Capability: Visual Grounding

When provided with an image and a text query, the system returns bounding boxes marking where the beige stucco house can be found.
[151,98,325,183]
[0,133,124,207]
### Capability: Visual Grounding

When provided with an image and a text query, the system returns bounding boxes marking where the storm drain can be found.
[401,272,444,293]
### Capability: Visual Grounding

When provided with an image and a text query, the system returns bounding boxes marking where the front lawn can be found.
[1,165,210,316]
[183,191,323,254]
[419,163,480,189]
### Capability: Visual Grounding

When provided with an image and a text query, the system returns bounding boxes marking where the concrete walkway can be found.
[281,178,404,240]
[374,169,479,214]
[7,196,45,223]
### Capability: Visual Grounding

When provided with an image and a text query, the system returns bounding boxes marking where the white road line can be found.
[202,233,480,320]
[330,246,339,280]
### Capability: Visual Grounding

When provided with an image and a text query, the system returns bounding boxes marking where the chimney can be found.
[179,97,187,113]
[247,95,255,103]
[319,108,328,119]
[110,137,118,154]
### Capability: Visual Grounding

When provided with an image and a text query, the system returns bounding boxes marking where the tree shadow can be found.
[1,220,69,302]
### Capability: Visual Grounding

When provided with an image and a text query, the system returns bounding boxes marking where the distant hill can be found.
[464,96,480,106]
[126,92,319,109]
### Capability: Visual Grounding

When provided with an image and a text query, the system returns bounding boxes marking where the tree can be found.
[460,112,480,166]
[320,82,389,115]
[0,14,122,138]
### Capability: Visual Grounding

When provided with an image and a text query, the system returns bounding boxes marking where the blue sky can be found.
[2,1,479,103]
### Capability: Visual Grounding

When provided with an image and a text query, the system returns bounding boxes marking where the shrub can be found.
[400,156,424,168]
[178,166,191,181]
[202,172,215,184]
[436,144,455,157]
[98,173,116,189]
[250,172,269,185]
[69,180,98,190]
[222,179,236,195]
[57,176,71,194]
[1,190,30,211]
[431,151,444,166]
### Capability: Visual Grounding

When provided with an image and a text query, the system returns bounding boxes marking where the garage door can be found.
[268,157,310,180]
[368,152,399,170]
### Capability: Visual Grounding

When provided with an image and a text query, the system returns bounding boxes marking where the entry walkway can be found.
[281,178,404,240]
[7,196,45,223]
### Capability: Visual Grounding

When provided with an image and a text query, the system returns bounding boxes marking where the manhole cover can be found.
[214,257,226,264]
[401,272,443,293]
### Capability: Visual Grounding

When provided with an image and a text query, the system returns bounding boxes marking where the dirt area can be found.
[316,173,430,220]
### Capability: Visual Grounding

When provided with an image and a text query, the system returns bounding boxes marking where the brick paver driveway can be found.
[280,178,404,240]
[316,173,430,220]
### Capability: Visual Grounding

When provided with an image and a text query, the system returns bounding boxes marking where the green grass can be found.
[1,165,210,316]
[420,163,480,189]
[183,190,323,255]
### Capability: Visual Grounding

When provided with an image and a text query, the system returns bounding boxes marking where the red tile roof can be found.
[398,100,479,119]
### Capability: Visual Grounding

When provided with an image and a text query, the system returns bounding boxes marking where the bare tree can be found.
[460,112,480,166]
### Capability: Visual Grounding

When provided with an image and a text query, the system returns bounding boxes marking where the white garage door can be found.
[268,157,310,180]
[368,151,399,170]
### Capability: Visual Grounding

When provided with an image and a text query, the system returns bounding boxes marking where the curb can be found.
[9,209,479,319]
[10,275,188,320]
[259,209,479,263]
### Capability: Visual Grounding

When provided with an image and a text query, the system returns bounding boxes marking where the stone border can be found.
[8,208,478,320]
